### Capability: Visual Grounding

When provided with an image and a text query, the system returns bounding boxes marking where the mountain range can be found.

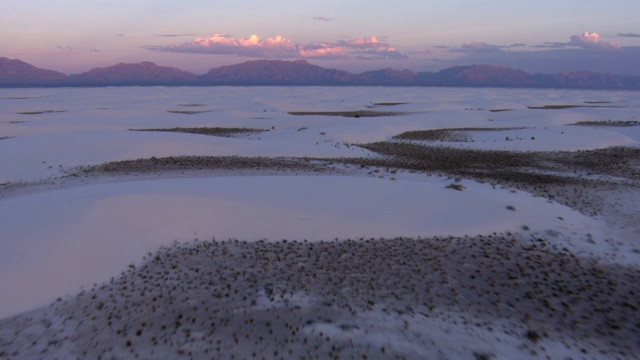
[1,57,639,89]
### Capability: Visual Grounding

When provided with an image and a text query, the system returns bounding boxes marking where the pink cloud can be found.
[150,33,299,58]
[344,36,380,47]
[338,36,408,59]
[298,36,407,60]
[55,45,100,53]
[298,43,347,59]
[339,36,388,50]
[569,32,620,50]
[149,33,407,60]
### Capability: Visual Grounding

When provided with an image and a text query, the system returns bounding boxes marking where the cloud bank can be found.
[458,41,504,53]
[617,33,640,38]
[438,32,638,75]
[148,33,407,60]
[56,46,99,53]
[155,34,198,38]
[569,32,620,50]
[460,32,621,53]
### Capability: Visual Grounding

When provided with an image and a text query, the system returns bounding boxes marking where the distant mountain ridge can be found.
[1,57,639,89]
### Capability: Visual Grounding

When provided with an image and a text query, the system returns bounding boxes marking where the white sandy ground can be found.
[1,87,639,359]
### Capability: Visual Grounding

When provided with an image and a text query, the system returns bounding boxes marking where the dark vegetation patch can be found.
[584,101,612,104]
[350,142,540,175]
[527,105,623,110]
[130,127,265,138]
[394,129,471,142]
[341,142,640,217]
[178,103,206,107]
[392,127,527,142]
[74,156,333,176]
[4,236,637,359]
[0,136,14,141]
[16,110,66,115]
[569,120,640,127]
[445,183,465,191]
[353,142,640,182]
[167,110,213,115]
[1,96,47,100]
[372,102,409,106]
[489,109,514,112]
[287,110,406,118]
[544,147,640,180]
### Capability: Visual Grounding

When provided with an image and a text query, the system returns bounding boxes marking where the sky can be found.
[2,0,640,75]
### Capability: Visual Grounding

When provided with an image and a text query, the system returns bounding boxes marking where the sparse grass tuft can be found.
[526,329,541,343]
[446,183,465,191]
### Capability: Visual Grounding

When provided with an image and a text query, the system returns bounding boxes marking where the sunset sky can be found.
[3,0,640,75]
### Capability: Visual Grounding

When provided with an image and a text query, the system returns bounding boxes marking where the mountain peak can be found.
[69,62,198,84]
[0,57,67,84]
[202,59,357,85]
